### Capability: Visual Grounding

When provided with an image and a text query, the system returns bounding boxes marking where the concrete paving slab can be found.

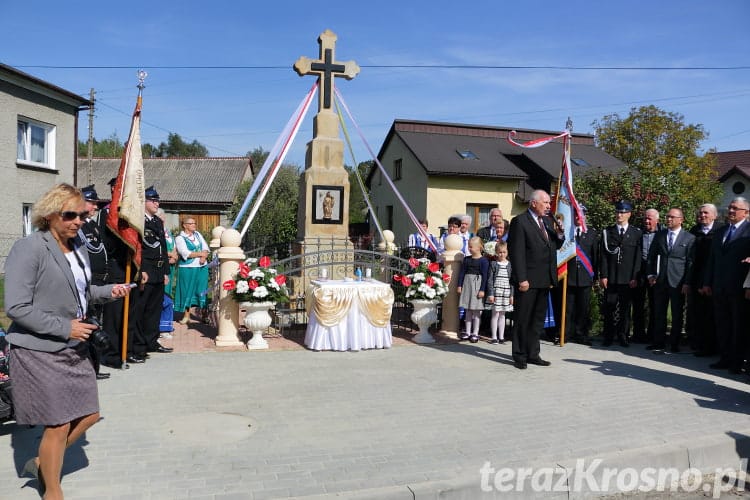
[1,339,749,499]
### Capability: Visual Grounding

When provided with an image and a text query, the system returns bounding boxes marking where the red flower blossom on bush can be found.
[258,256,271,268]
[408,257,419,269]
[401,276,413,286]
[428,262,440,273]
[248,279,259,290]
[223,280,236,291]
[275,275,286,286]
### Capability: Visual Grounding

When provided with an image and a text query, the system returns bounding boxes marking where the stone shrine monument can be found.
[294,30,360,278]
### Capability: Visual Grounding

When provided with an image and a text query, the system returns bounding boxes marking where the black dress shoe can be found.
[646,344,665,351]
[96,372,111,380]
[527,358,551,366]
[126,355,146,364]
[729,367,743,375]
[514,360,527,370]
[152,346,173,353]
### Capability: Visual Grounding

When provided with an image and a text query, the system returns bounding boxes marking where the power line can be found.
[12,64,750,71]
[94,99,244,157]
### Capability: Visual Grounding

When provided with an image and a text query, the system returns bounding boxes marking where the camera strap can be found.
[67,239,91,319]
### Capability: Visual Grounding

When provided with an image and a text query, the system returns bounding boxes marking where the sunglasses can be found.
[59,210,88,221]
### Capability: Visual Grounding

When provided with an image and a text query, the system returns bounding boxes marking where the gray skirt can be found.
[10,344,99,426]
[459,274,485,310]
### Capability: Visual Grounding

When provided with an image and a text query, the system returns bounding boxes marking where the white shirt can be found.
[175,231,209,267]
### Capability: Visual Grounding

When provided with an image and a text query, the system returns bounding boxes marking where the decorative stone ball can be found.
[220,228,242,248]
[444,234,462,252]
[211,225,226,240]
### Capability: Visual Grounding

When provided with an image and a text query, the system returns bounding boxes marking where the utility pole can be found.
[87,88,95,185]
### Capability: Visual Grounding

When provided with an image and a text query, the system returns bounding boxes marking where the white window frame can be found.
[17,117,56,170]
[22,204,34,236]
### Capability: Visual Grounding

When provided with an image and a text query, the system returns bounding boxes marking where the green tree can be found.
[155,132,208,158]
[347,160,372,224]
[77,132,124,157]
[579,105,721,230]
[246,147,270,169]
[228,163,300,250]
[148,132,209,158]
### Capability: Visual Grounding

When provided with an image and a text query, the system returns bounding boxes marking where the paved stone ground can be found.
[1,321,749,499]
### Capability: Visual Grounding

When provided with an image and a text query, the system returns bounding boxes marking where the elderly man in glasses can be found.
[701,197,750,375]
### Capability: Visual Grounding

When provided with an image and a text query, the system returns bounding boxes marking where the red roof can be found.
[711,149,750,178]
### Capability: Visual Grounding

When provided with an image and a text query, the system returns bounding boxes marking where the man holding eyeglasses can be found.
[701,197,750,374]
[646,208,695,353]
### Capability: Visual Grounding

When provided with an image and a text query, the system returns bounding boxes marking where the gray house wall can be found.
[0,71,87,270]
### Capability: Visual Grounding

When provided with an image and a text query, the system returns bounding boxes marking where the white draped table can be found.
[304,279,394,351]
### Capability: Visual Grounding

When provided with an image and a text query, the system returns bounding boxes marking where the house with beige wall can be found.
[711,149,750,213]
[367,119,626,245]
[0,63,90,269]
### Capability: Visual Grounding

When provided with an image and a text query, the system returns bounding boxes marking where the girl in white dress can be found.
[486,241,514,344]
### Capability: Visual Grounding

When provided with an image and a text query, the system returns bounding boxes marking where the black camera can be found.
[82,317,112,352]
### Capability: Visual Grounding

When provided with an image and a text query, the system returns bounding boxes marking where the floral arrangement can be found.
[222,256,290,303]
[392,257,450,301]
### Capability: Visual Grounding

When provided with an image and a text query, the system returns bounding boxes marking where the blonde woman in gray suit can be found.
[5,184,131,498]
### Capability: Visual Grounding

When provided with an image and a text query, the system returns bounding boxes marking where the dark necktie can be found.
[725,225,736,245]
[668,231,674,250]
[538,217,548,240]
[620,227,625,237]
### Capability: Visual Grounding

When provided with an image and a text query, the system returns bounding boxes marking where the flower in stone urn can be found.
[222,256,290,304]
[392,257,449,301]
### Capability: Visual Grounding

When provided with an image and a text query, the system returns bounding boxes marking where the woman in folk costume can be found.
[174,216,210,324]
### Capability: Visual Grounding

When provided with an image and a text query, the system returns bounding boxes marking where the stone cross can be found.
[294,29,360,112]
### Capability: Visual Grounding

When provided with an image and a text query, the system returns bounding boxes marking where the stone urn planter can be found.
[410,299,440,344]
[241,301,274,350]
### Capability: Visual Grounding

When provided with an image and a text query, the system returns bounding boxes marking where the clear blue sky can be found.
[4,0,749,167]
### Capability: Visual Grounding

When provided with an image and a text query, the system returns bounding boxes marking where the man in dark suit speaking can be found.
[508,190,564,369]
[646,207,695,353]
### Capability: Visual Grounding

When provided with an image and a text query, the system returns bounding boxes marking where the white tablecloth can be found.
[304,279,393,351]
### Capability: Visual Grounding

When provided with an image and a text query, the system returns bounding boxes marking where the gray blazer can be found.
[647,228,695,288]
[5,230,116,352]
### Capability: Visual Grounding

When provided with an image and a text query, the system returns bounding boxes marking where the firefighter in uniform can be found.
[133,186,173,356]
[80,185,110,379]
[100,178,144,366]
[599,201,642,347]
